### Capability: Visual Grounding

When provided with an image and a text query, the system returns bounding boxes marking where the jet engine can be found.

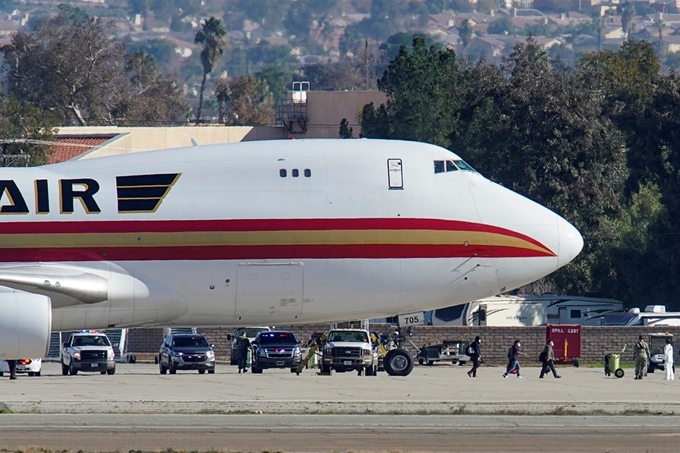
[0,290,52,360]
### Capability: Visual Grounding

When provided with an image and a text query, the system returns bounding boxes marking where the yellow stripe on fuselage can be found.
[0,230,554,255]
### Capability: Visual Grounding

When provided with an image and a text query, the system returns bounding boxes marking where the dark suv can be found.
[159,334,216,375]
[251,331,302,373]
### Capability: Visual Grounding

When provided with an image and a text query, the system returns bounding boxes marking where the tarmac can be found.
[0,362,679,452]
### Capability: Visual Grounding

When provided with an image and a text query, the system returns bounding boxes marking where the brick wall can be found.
[126,325,680,364]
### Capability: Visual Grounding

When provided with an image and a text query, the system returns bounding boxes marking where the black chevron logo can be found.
[116,173,181,213]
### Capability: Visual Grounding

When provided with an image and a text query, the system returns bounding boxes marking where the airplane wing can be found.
[0,264,108,307]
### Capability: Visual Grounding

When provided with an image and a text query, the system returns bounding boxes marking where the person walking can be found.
[634,335,650,380]
[235,332,250,374]
[6,360,17,380]
[467,336,482,378]
[539,339,561,379]
[503,340,525,379]
[664,338,674,381]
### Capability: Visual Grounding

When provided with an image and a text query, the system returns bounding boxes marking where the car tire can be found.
[365,363,377,376]
[61,363,68,376]
[384,349,414,377]
[290,367,297,373]
[252,367,263,374]
[208,369,215,374]
[69,362,78,376]
[100,371,106,375]
[648,364,656,373]
[28,372,34,377]
[154,356,159,365]
[169,363,177,375]
[160,362,167,375]
[107,368,116,375]
[198,370,206,374]
[35,370,41,377]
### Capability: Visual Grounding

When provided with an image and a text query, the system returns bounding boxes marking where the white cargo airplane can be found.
[0,138,583,369]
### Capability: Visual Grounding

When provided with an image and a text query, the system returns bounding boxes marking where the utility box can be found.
[546,324,581,366]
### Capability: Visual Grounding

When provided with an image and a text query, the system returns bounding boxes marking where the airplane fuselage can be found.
[0,139,583,331]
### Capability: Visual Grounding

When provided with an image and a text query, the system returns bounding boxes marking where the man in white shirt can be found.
[664,338,675,381]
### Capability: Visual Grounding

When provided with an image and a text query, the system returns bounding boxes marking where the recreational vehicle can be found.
[430,294,624,327]
[601,305,680,326]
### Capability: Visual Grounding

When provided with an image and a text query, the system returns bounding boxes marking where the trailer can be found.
[430,293,623,327]
[417,339,469,366]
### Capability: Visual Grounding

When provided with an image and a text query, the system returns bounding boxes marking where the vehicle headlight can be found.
[107,350,115,360]
[73,352,81,360]
[293,347,301,356]
[206,350,215,359]
[363,349,372,356]
[324,348,332,355]
[257,349,267,357]
[171,351,183,357]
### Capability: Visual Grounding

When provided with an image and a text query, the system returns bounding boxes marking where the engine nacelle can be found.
[0,290,52,360]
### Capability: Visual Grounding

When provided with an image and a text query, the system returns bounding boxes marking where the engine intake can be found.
[0,290,52,359]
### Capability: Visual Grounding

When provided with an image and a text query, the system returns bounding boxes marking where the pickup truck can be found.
[61,331,116,376]
[320,329,378,376]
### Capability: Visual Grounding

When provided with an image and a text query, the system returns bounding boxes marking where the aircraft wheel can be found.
[615,368,625,379]
[384,349,414,377]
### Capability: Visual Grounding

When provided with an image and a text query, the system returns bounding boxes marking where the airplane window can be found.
[292,169,299,177]
[571,309,582,319]
[434,161,445,174]
[280,169,287,177]
[453,160,478,173]
[446,160,457,172]
[304,169,311,177]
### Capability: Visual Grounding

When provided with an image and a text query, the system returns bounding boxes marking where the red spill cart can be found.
[546,324,581,367]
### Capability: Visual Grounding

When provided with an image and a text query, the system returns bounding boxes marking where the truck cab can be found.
[61,330,116,376]
[321,329,378,376]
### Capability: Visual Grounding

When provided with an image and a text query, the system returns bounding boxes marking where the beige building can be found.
[51,89,388,162]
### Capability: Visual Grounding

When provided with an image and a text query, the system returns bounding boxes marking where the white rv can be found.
[430,294,624,327]
[601,305,680,326]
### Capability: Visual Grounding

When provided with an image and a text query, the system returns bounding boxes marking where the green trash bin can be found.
[605,345,626,378]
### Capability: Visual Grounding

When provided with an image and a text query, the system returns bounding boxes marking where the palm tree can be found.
[194,17,226,124]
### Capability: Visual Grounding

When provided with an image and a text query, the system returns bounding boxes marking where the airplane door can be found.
[235,263,304,321]
[558,307,568,324]
[387,158,403,189]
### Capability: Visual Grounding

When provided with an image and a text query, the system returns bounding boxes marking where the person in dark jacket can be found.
[539,339,561,379]
[6,359,17,380]
[235,332,250,374]
[503,340,525,378]
[467,336,483,378]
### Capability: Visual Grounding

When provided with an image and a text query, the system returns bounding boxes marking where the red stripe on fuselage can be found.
[0,244,553,262]
[0,218,548,250]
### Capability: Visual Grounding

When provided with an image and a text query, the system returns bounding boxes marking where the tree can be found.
[0,96,58,167]
[458,20,474,52]
[2,7,128,126]
[194,16,227,124]
[361,36,461,148]
[621,2,636,40]
[488,16,515,35]
[255,66,293,101]
[214,75,274,125]
[339,118,353,138]
[113,52,191,125]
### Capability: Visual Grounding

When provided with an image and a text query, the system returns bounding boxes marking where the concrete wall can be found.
[127,325,680,364]
[57,125,288,159]
[304,91,387,138]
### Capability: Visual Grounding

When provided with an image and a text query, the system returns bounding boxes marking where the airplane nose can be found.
[557,215,584,268]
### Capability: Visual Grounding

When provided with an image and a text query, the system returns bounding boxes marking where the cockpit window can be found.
[434,160,445,174]
[446,160,457,172]
[454,160,477,173]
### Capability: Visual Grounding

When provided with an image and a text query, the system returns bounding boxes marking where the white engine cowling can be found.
[0,290,52,360]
